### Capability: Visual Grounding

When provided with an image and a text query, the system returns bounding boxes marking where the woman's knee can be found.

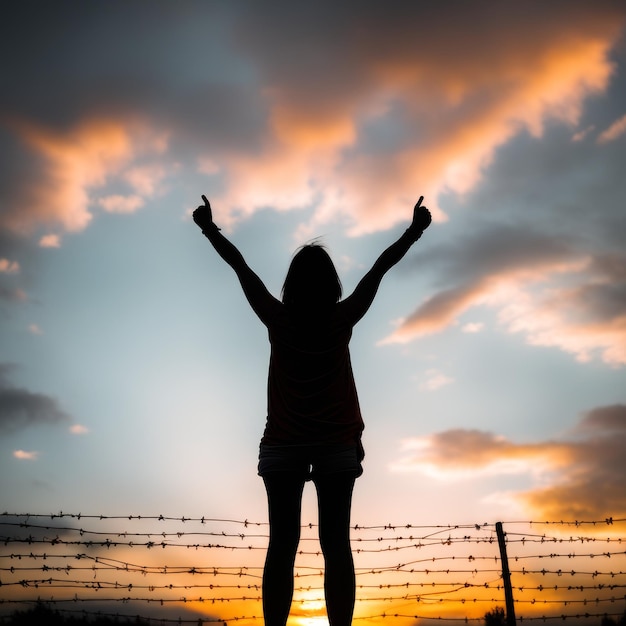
[268,523,301,555]
[319,531,351,559]
[315,473,355,555]
[318,513,351,553]
[264,473,305,556]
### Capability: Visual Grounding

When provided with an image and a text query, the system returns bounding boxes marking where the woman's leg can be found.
[314,473,356,626]
[262,473,306,626]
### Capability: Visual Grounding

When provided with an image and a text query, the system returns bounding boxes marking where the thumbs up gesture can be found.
[410,196,432,232]
[408,196,433,237]
[193,195,220,232]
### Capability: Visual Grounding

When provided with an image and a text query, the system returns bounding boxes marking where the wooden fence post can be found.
[496,521,516,626]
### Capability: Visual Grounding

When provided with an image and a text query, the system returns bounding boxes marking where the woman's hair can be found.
[281,242,342,309]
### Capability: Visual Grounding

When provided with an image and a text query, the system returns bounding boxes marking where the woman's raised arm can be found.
[193,196,280,325]
[340,197,432,325]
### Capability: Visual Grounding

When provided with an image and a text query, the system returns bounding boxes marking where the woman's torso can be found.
[261,305,364,447]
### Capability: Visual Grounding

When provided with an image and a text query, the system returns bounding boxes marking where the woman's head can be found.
[281,243,342,309]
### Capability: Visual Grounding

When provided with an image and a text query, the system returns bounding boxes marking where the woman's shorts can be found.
[258,443,363,481]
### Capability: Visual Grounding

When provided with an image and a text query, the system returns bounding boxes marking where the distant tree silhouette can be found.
[482,607,626,626]
[2,602,149,625]
[484,606,506,626]
[602,611,626,626]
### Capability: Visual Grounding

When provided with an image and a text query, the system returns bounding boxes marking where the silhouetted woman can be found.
[193,196,431,626]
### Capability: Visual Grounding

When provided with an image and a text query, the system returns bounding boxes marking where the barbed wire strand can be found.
[1,514,624,624]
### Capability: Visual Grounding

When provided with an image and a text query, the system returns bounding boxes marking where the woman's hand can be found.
[193,195,220,231]
[404,196,431,241]
[411,196,432,232]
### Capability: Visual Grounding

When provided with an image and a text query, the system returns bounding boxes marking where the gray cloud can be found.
[0,364,70,434]
[0,226,41,303]
[412,222,580,287]
[2,3,265,144]
[574,404,626,435]
[233,1,623,112]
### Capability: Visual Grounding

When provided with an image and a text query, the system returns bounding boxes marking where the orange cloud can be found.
[356,33,614,234]
[39,234,61,248]
[392,429,572,477]
[392,405,626,520]
[9,119,133,232]
[270,103,357,151]
[381,254,583,343]
[501,292,626,366]
[597,113,626,143]
[381,235,626,365]
[0,259,19,274]
[381,278,493,344]
[497,255,626,365]
[216,6,622,235]
[203,101,363,233]
[13,450,38,460]
[1,117,168,239]
[124,164,167,196]
[98,194,145,214]
[571,124,596,142]
[209,142,335,229]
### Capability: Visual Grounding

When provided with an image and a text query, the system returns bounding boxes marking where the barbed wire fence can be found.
[0,513,624,624]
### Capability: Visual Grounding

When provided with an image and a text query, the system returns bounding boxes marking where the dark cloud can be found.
[562,277,626,325]
[0,364,70,434]
[1,2,264,143]
[233,1,623,110]
[0,514,80,543]
[414,223,579,287]
[574,404,626,434]
[524,405,626,520]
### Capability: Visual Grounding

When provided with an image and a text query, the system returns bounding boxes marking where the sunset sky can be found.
[1,1,626,622]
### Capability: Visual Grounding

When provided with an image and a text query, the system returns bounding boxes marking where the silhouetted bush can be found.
[484,606,506,626]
